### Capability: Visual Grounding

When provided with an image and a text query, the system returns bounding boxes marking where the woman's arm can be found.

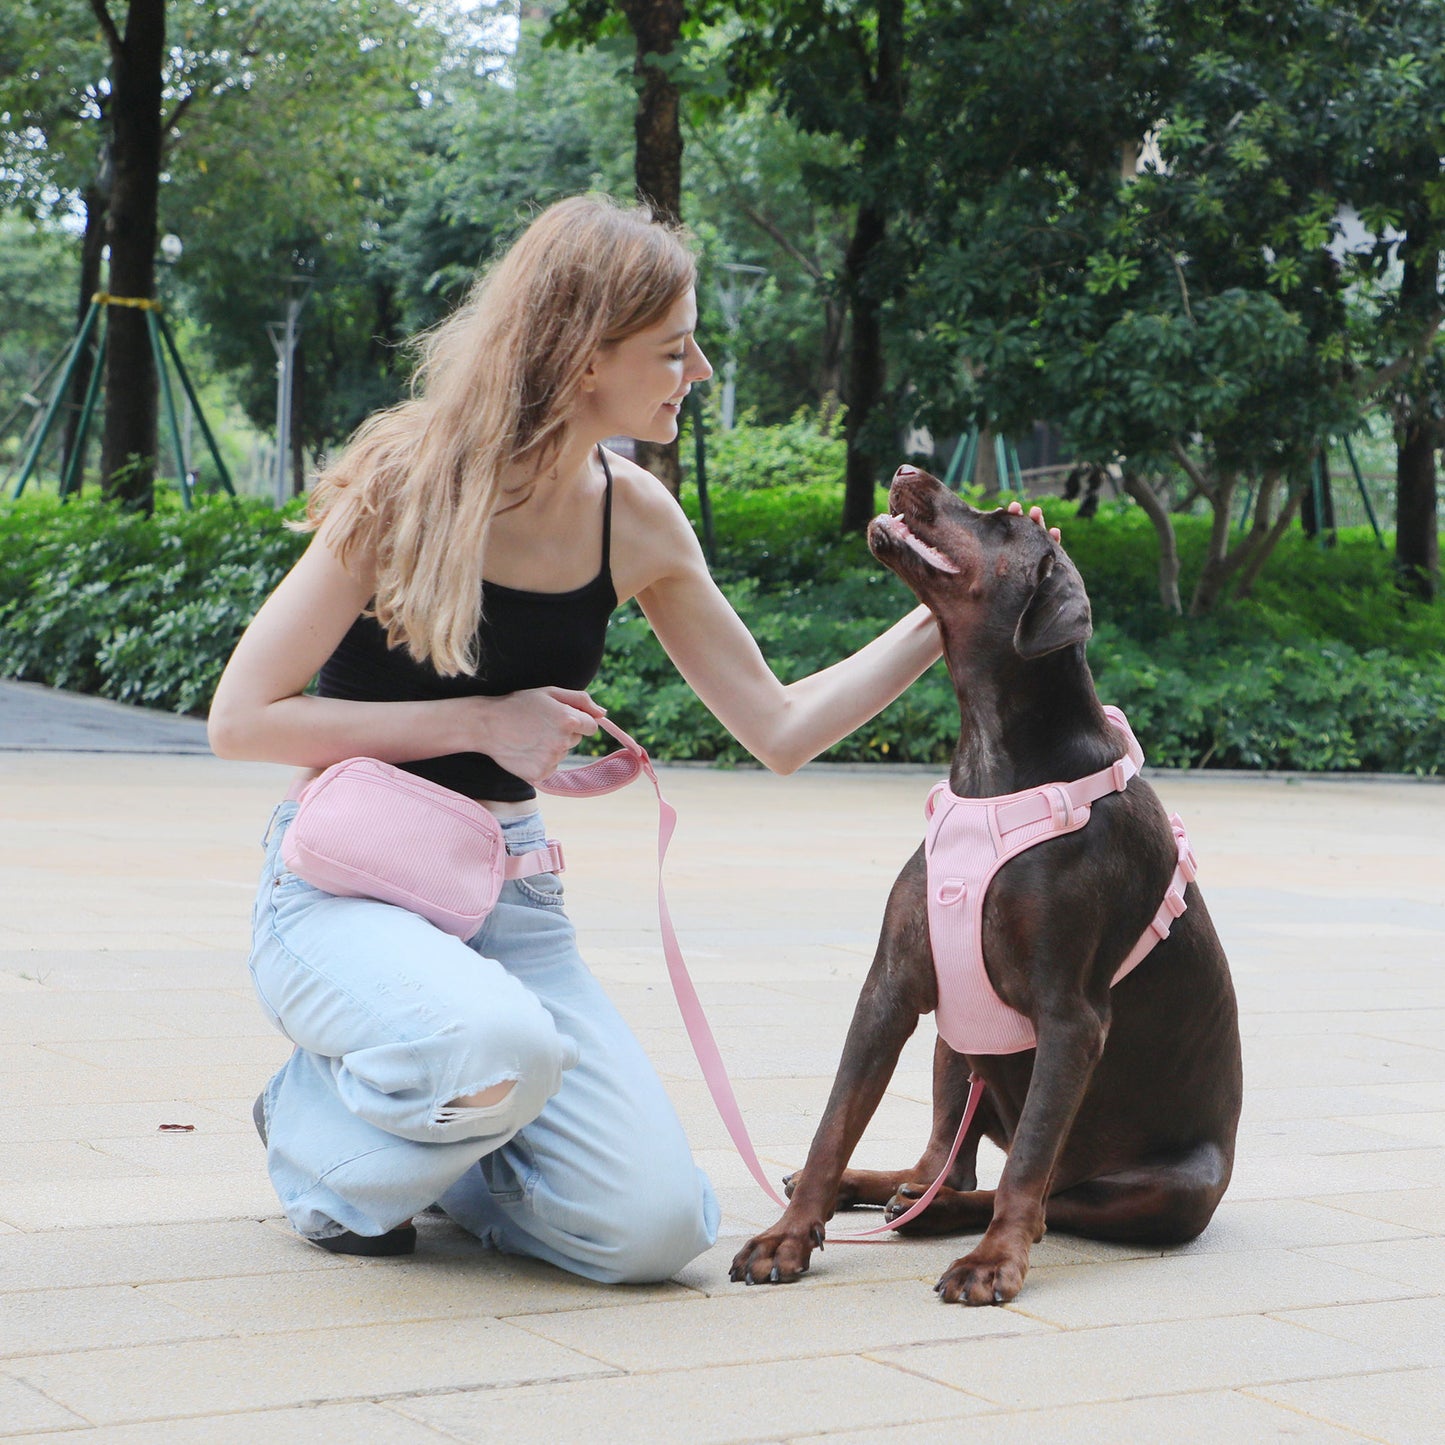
[207,527,601,782]
[623,494,939,776]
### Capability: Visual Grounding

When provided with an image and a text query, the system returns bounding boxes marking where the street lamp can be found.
[715,262,767,431]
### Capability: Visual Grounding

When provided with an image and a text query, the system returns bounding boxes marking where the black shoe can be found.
[309,1222,418,1257]
[253,1091,417,1256]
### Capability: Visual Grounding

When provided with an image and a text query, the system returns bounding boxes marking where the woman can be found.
[210,194,1045,1284]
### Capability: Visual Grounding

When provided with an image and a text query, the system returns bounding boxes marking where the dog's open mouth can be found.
[871,513,961,575]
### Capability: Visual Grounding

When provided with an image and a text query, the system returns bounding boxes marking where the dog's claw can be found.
[769,1266,780,1283]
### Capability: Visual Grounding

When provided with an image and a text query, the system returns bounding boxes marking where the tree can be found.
[1,0,456,506]
[720,0,912,531]
[893,0,1442,614]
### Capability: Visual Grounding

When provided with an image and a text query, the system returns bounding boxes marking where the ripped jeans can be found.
[249,801,719,1284]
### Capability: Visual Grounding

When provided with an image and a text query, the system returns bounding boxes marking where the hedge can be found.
[1,476,1441,774]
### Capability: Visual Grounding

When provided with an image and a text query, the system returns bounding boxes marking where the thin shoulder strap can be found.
[597,445,614,573]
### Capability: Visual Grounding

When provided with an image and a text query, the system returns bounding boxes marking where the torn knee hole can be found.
[445,1079,516,1111]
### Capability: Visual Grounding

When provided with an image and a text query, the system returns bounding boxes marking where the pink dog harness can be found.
[925,707,1198,1055]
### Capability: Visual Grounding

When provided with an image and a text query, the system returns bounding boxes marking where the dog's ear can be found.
[1014,550,1093,659]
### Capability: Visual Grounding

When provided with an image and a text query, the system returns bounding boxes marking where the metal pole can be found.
[147,310,192,509]
[267,286,305,506]
[156,312,235,496]
[59,310,108,498]
[12,300,102,498]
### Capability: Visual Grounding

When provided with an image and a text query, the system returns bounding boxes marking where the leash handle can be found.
[553,719,987,1240]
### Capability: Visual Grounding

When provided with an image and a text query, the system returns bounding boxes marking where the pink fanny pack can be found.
[279,718,649,940]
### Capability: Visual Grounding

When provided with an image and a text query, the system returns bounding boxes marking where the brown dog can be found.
[730,466,1242,1305]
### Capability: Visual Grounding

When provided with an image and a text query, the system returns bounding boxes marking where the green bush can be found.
[704,408,846,493]
[0,493,305,714]
[2,426,1441,775]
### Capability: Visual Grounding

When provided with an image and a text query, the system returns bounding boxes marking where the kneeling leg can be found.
[1043,1141,1234,1245]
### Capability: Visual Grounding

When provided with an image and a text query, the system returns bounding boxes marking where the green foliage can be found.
[1,451,1439,775]
[0,494,304,712]
[705,410,846,492]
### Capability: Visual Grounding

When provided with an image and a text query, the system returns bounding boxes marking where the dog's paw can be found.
[728,1221,825,1285]
[934,1244,1028,1306]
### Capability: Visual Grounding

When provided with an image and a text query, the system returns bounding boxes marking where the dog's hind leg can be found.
[806,1038,987,1210]
[1042,1140,1234,1245]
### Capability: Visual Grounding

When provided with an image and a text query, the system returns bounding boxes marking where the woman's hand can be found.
[466,687,605,784]
[1008,499,1062,543]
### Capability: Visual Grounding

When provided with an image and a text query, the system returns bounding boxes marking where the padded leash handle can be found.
[542,718,982,1239]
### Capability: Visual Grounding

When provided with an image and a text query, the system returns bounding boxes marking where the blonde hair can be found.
[303,194,696,675]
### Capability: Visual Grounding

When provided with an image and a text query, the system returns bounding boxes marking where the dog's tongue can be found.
[876,513,960,575]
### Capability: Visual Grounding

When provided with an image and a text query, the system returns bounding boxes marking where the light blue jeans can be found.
[249,801,719,1283]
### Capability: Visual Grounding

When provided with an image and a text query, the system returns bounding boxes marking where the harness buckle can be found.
[1110,757,1130,793]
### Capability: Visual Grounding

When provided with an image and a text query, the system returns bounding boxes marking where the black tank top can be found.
[317,452,618,802]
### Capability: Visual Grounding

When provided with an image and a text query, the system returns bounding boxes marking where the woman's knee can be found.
[585,1165,720,1285]
[337,1004,579,1144]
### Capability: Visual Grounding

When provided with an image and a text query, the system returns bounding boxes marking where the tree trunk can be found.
[97,0,165,513]
[1122,471,1181,613]
[841,206,887,532]
[59,179,111,494]
[1395,417,1440,601]
[1188,474,1238,615]
[1301,450,1336,543]
[620,0,684,496]
[839,0,905,534]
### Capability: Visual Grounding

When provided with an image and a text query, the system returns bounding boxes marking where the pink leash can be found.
[539,717,984,1239]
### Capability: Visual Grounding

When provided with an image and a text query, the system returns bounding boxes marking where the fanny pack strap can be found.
[543,717,985,1241]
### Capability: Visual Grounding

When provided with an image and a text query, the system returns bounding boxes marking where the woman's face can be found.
[582,289,713,445]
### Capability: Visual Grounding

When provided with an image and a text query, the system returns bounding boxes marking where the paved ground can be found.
[0,686,1442,1442]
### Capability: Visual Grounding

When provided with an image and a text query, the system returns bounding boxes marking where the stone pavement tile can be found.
[1241,1037,1445,1090]
[0,1283,223,1360]
[512,1276,1052,1372]
[1303,1236,1445,1292]
[1235,1115,1427,1157]
[1348,1111,1445,1147]
[0,1172,277,1231]
[1226,1147,1445,1201]
[33,1036,290,1072]
[1016,1247,1417,1330]
[0,1375,88,1434]
[2,1401,456,1444]
[0,1221,348,1293]
[787,1389,1374,1444]
[868,1314,1414,1410]
[1318,1187,1445,1233]
[85,1129,268,1177]
[145,1252,687,1331]
[1274,1295,1445,1369]
[0,1066,111,1109]
[52,1063,273,1106]
[0,1102,254,1146]
[397,1354,990,1443]
[1244,1083,1445,1123]
[0,1141,154,1183]
[1244,1008,1445,1038]
[1173,1197,1424,1253]
[1251,1367,1445,1445]
[0,997,189,1044]
[8,1318,614,1426]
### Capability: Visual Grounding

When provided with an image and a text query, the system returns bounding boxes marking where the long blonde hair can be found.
[303,194,697,676]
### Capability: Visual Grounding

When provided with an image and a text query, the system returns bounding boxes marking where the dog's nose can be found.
[894,465,921,481]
